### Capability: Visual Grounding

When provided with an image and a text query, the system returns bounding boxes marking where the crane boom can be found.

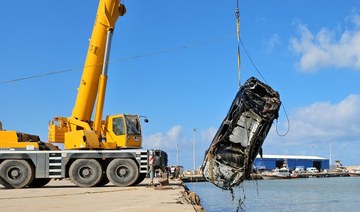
[47,0,138,150]
[72,0,125,123]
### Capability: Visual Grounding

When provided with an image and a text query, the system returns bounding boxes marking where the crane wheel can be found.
[28,178,51,188]
[106,159,139,187]
[69,159,103,187]
[0,160,34,189]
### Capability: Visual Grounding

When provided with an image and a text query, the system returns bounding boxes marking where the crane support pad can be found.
[201,77,281,190]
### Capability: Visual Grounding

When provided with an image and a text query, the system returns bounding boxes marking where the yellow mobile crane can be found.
[48,0,139,150]
[0,0,167,189]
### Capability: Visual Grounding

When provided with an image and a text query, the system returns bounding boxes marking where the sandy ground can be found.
[0,178,196,212]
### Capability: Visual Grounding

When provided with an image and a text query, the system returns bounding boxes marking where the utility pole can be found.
[192,128,197,174]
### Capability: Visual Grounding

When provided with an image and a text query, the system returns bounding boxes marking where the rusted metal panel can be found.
[201,77,281,190]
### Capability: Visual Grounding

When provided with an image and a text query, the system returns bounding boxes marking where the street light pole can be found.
[192,128,197,174]
[176,144,179,166]
[329,141,332,168]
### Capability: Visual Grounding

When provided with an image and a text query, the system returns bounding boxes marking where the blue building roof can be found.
[256,154,328,160]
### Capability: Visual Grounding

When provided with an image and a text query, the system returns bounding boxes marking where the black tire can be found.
[0,160,34,189]
[132,173,146,186]
[69,159,103,187]
[28,178,51,188]
[106,159,139,187]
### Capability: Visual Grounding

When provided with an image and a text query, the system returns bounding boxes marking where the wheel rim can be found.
[116,165,129,178]
[79,166,92,179]
[8,167,22,180]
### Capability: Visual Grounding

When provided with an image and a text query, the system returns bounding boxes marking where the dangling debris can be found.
[201,77,281,190]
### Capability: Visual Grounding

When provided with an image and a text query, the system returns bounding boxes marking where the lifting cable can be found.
[240,34,290,137]
[234,1,289,136]
[240,38,290,137]
[242,37,290,136]
[235,0,241,87]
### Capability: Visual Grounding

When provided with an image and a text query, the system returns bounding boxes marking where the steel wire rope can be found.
[235,0,241,87]
[239,38,290,137]
[234,1,289,136]
[0,34,235,85]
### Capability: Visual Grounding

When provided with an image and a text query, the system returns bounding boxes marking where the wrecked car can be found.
[201,77,281,190]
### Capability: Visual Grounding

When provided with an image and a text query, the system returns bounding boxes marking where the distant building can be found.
[254,154,330,171]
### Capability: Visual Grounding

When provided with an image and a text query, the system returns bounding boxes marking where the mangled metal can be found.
[201,77,281,190]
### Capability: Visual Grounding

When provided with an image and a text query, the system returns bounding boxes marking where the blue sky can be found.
[1,0,360,170]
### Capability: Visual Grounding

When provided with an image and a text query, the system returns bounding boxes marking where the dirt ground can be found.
[0,178,197,212]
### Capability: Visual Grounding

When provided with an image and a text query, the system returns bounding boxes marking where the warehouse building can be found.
[254,154,330,171]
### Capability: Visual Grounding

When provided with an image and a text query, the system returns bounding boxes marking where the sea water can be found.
[186,177,360,212]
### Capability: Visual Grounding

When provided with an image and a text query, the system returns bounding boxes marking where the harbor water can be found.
[186,177,360,212]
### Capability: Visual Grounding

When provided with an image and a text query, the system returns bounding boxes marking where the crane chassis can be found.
[0,148,167,189]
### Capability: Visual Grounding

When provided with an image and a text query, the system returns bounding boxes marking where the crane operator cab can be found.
[48,113,145,150]
[105,114,144,148]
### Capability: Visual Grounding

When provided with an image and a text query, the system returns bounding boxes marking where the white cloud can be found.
[346,9,360,28]
[143,126,218,169]
[268,94,360,145]
[144,125,217,149]
[290,12,360,72]
[143,125,184,149]
[263,95,360,165]
[167,125,182,141]
[200,127,217,142]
